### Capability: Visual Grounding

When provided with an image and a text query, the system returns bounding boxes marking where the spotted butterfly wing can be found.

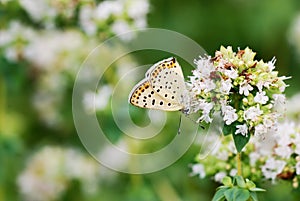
[129,79,183,111]
[147,57,186,106]
[129,57,185,111]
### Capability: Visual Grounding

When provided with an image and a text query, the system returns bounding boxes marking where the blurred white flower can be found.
[296,161,300,175]
[83,85,112,113]
[111,20,134,41]
[214,172,227,183]
[127,0,150,19]
[274,145,293,159]
[190,164,206,178]
[254,124,267,136]
[17,146,100,201]
[229,169,237,177]
[0,21,36,61]
[24,30,86,70]
[94,0,123,20]
[249,152,260,166]
[79,4,97,36]
[97,139,130,171]
[272,94,286,112]
[19,0,57,24]
[261,158,286,181]
[287,93,300,119]
[17,147,67,201]
[134,18,147,29]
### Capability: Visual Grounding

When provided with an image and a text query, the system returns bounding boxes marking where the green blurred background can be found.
[1,0,300,200]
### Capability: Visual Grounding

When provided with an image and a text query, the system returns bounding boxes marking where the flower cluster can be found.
[0,0,146,127]
[188,46,289,145]
[191,120,300,188]
[79,0,149,38]
[17,0,149,38]
[17,146,100,201]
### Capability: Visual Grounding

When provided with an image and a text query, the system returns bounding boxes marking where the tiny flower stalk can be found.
[237,152,242,177]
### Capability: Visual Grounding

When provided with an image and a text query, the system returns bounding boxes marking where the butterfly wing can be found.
[147,57,186,106]
[129,79,183,111]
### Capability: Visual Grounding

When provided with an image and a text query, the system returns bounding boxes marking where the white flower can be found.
[219,79,232,94]
[249,152,260,166]
[267,57,276,72]
[239,81,253,96]
[296,161,300,175]
[17,147,66,201]
[274,145,293,159]
[127,0,150,19]
[235,124,248,136]
[272,94,286,112]
[256,80,271,92]
[224,68,238,79]
[229,169,237,177]
[214,172,227,183]
[94,0,123,20]
[17,146,100,201]
[221,105,238,125]
[19,0,57,22]
[83,85,112,113]
[111,20,134,41]
[261,158,286,181]
[79,5,97,36]
[4,47,18,62]
[254,91,269,104]
[203,79,216,92]
[216,150,229,161]
[276,121,295,146]
[197,102,214,123]
[244,105,262,121]
[254,124,267,136]
[134,18,147,28]
[193,56,214,78]
[190,164,206,178]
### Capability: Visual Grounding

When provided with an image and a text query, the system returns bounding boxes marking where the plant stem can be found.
[237,152,242,176]
[0,75,5,134]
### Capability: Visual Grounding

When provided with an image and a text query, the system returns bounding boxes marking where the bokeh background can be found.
[1,0,300,200]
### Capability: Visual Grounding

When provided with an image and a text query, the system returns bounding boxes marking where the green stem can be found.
[0,75,5,134]
[237,152,242,176]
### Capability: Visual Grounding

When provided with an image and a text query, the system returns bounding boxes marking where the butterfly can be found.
[128,57,188,112]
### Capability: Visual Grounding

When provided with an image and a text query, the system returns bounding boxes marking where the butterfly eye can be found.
[182,108,190,114]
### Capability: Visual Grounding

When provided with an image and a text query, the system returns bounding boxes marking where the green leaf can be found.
[217,186,230,190]
[222,124,233,136]
[235,176,246,188]
[212,188,227,201]
[232,133,250,152]
[224,187,250,201]
[250,192,258,201]
[222,176,232,186]
[249,187,266,192]
[246,179,256,189]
